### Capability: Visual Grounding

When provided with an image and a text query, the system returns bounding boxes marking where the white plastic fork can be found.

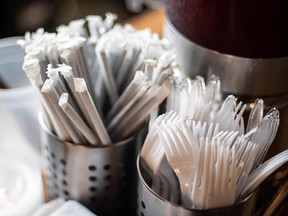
[213,95,246,134]
[188,120,220,144]
[249,108,280,170]
[193,102,213,123]
[140,111,178,173]
[214,130,239,148]
[246,98,263,133]
[140,111,180,202]
[155,156,181,203]
[157,121,197,207]
[231,101,246,133]
[212,140,236,208]
[203,74,221,105]
[235,141,258,198]
[178,120,201,159]
[213,95,236,132]
[190,134,238,209]
[205,138,236,209]
[191,138,210,209]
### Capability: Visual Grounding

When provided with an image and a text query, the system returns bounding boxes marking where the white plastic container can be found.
[0,37,44,215]
[0,37,41,152]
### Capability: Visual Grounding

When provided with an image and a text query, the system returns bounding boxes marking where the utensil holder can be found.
[40,116,140,216]
[163,16,288,214]
[136,156,258,216]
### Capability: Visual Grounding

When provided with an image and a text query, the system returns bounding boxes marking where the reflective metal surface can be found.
[137,156,258,216]
[163,17,288,97]
[40,115,137,216]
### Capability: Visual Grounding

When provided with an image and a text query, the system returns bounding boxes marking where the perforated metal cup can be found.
[40,116,139,216]
[137,156,258,216]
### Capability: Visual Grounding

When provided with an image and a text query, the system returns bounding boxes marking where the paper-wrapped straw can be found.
[59,93,99,145]
[20,14,176,147]
[74,78,111,145]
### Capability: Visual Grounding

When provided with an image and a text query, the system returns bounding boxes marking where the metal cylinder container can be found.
[136,156,258,216]
[40,115,139,216]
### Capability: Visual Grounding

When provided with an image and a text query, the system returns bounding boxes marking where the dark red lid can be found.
[167,0,288,58]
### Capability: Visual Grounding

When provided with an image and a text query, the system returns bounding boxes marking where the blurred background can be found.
[0,0,140,38]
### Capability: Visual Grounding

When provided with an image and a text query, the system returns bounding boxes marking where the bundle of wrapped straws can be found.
[19,13,176,146]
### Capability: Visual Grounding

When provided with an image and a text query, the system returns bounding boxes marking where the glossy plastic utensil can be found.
[249,108,280,170]
[246,99,263,133]
[157,121,196,207]
[240,150,288,200]
[141,111,177,173]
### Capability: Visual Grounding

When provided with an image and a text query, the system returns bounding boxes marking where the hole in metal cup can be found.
[136,155,258,216]
[39,113,139,216]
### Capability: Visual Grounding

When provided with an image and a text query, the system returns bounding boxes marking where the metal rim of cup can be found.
[163,16,288,97]
[38,111,134,148]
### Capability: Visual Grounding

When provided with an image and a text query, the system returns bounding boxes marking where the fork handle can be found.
[174,169,194,208]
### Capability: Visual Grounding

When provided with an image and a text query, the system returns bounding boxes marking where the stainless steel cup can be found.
[137,156,258,216]
[40,115,140,216]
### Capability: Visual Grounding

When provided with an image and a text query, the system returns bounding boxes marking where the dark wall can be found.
[1,0,133,38]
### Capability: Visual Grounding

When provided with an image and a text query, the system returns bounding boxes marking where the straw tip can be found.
[41,79,55,92]
[59,93,69,107]
[74,78,87,93]
[86,15,102,22]
[144,59,158,67]
[22,58,41,76]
